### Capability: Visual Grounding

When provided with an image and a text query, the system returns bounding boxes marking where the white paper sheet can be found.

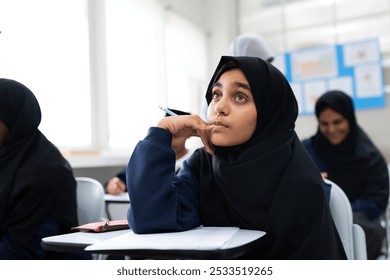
[85,227,242,251]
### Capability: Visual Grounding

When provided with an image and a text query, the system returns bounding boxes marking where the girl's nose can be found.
[214,96,228,116]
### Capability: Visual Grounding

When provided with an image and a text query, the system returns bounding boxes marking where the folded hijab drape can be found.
[189,56,346,259]
[0,78,77,246]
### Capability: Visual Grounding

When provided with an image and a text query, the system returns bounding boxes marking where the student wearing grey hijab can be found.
[227,32,274,63]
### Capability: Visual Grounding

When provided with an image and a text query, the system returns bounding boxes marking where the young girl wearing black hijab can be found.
[126,56,346,259]
[0,79,79,259]
[302,90,389,259]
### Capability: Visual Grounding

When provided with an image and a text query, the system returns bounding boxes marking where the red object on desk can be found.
[71,219,129,233]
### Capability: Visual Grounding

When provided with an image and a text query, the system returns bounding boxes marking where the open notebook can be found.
[85,226,266,251]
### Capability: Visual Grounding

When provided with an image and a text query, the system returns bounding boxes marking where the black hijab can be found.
[189,56,346,259]
[0,78,78,246]
[311,90,389,209]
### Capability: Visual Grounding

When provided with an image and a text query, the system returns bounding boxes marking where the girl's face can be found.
[0,120,9,145]
[318,108,350,145]
[207,68,257,147]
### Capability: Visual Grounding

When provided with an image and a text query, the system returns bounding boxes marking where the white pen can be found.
[158,105,177,116]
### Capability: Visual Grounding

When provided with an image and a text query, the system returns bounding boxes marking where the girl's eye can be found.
[211,91,222,100]
[234,93,248,103]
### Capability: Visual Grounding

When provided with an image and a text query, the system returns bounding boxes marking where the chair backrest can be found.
[325,178,367,259]
[383,165,390,257]
[75,177,106,225]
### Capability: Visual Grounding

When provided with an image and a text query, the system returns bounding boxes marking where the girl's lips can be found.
[211,121,228,127]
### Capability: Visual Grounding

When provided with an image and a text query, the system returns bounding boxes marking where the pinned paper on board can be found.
[273,38,385,114]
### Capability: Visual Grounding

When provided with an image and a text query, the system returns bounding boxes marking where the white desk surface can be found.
[42,227,266,259]
[41,229,132,252]
[85,227,266,259]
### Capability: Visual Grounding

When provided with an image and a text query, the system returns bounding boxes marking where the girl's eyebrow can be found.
[213,82,222,88]
[233,81,251,92]
[213,81,251,92]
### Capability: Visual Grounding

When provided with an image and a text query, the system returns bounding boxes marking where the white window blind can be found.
[165,11,208,116]
[105,0,166,150]
[0,0,91,148]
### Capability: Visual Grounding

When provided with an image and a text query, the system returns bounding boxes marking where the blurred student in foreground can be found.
[302,90,389,259]
[0,78,79,259]
[125,56,346,259]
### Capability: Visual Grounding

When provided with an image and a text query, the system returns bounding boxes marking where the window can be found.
[165,11,208,117]
[105,1,208,150]
[105,0,167,150]
[0,0,91,148]
[237,0,390,53]
[0,0,208,156]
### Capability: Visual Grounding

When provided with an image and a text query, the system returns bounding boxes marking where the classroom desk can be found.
[85,227,266,259]
[41,229,132,253]
[104,193,130,220]
[41,227,266,259]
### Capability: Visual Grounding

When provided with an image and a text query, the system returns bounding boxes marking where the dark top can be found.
[0,79,78,259]
[126,56,346,259]
[303,90,389,220]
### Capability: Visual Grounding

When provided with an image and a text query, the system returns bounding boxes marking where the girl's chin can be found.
[210,137,241,147]
[210,139,229,147]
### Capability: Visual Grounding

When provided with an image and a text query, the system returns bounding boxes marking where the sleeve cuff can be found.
[144,127,173,147]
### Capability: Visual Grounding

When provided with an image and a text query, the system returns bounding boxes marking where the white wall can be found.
[163,0,238,75]
[163,0,208,31]
[204,0,238,75]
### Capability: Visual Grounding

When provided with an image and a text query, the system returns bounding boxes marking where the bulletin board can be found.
[272,38,386,115]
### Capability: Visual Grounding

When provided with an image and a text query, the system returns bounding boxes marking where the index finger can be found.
[196,123,214,154]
